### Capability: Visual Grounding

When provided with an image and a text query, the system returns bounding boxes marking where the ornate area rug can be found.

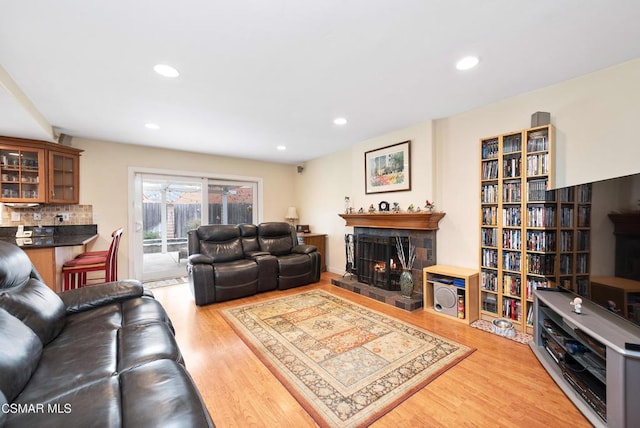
[222,290,474,427]
[470,319,533,344]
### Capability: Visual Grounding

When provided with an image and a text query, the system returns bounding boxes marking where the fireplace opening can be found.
[357,235,408,290]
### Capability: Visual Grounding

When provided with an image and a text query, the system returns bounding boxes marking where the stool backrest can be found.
[106,228,124,282]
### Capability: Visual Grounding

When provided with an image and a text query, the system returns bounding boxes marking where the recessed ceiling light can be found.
[333,117,348,125]
[277,145,286,151]
[456,56,479,71]
[153,64,180,78]
[145,123,160,130]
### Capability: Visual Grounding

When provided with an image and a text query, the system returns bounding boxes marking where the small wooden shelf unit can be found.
[423,265,479,324]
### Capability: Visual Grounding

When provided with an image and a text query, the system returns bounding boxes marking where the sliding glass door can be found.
[130,170,260,282]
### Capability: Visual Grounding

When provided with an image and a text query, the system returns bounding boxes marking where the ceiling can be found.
[1,1,640,165]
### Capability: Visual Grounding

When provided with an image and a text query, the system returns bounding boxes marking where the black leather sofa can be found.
[187,222,321,305]
[0,241,213,428]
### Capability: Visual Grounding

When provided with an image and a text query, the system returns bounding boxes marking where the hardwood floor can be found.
[152,273,590,427]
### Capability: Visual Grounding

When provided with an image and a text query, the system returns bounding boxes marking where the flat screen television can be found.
[554,171,640,329]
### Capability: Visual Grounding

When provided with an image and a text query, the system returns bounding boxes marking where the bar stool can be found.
[62,228,123,291]
[75,228,120,259]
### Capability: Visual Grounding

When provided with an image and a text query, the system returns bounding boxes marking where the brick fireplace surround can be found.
[332,212,445,311]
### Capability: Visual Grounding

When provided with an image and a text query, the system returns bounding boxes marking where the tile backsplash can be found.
[1,204,93,226]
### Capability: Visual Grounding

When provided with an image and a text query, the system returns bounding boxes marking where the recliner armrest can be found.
[292,244,317,254]
[59,279,145,314]
[188,254,213,264]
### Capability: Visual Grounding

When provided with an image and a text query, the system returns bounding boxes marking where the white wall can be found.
[295,148,351,272]
[70,58,640,280]
[300,58,640,275]
[299,120,435,273]
[74,138,296,278]
[434,58,640,270]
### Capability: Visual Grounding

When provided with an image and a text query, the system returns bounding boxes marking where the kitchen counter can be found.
[1,234,98,248]
[0,224,98,248]
[0,224,99,291]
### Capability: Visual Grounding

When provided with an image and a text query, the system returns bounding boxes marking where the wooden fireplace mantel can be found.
[338,212,446,230]
[608,211,640,236]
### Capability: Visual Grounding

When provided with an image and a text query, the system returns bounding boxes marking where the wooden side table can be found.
[590,276,640,319]
[300,233,327,271]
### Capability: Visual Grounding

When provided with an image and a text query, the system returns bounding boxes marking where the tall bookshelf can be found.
[480,125,591,333]
[522,126,556,334]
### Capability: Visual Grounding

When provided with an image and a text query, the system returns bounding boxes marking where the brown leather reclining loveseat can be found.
[187,222,321,305]
[0,241,213,428]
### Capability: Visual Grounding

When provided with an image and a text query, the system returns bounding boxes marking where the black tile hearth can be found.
[331,276,423,311]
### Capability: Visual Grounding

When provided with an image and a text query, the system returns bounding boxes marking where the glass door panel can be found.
[49,151,78,203]
[207,181,257,225]
[141,175,203,282]
[0,147,45,202]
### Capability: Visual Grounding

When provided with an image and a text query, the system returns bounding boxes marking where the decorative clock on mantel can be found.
[378,201,390,212]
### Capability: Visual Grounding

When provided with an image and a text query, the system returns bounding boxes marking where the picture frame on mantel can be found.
[365,140,411,194]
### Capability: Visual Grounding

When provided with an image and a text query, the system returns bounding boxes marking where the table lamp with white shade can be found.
[285,206,299,226]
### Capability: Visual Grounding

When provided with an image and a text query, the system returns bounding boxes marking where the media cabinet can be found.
[530,288,640,427]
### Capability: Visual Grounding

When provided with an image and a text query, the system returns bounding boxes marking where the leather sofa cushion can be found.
[0,279,66,345]
[6,377,121,428]
[0,308,43,402]
[60,280,144,314]
[121,296,174,332]
[61,304,122,339]
[214,259,258,285]
[258,237,291,256]
[0,389,6,426]
[61,297,173,340]
[16,299,182,404]
[197,225,244,262]
[118,322,183,371]
[16,327,118,403]
[197,224,238,241]
[7,361,213,428]
[239,223,260,252]
[258,223,295,256]
[120,359,214,428]
[0,242,34,290]
[277,253,313,276]
[200,238,244,262]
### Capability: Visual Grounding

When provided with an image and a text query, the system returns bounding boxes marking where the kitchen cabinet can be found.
[0,136,82,204]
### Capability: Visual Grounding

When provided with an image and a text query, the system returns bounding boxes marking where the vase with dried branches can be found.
[395,236,416,297]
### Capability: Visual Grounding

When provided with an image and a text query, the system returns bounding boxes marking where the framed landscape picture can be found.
[365,141,411,194]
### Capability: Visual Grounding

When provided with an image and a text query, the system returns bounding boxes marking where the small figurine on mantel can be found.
[358,207,364,214]
[344,196,351,214]
[424,200,435,212]
[407,204,416,212]
[392,202,400,213]
[368,204,376,213]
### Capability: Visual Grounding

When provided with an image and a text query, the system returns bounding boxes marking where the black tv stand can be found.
[530,288,640,427]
